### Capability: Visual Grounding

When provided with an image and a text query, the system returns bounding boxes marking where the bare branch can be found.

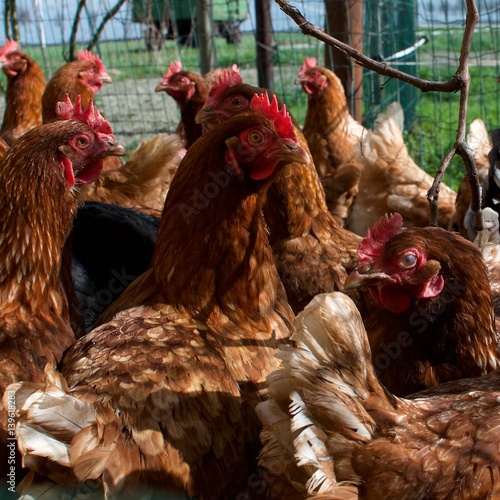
[426,0,481,228]
[275,0,483,229]
[87,0,128,52]
[274,0,464,93]
[69,0,87,61]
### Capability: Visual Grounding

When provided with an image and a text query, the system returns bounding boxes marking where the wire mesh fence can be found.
[0,0,499,188]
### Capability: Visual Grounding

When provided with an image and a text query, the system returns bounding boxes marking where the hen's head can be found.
[296,57,328,95]
[204,63,240,88]
[155,60,201,102]
[195,73,258,131]
[223,93,308,182]
[0,39,27,77]
[345,213,447,313]
[54,94,125,186]
[75,50,112,93]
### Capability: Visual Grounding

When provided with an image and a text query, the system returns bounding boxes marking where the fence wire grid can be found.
[0,0,499,188]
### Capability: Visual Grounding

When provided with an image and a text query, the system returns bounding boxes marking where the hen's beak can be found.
[101,72,112,84]
[104,141,127,158]
[278,140,309,165]
[195,107,212,124]
[155,81,168,92]
[344,268,395,290]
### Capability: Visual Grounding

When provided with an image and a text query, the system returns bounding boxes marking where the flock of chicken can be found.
[0,36,500,499]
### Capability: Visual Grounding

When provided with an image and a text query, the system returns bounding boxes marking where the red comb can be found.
[298,57,318,78]
[249,93,295,140]
[76,50,106,73]
[205,69,243,108]
[230,63,240,73]
[165,60,183,81]
[55,94,113,135]
[358,213,404,265]
[0,39,19,58]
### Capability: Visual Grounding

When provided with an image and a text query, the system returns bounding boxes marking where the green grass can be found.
[5,31,498,192]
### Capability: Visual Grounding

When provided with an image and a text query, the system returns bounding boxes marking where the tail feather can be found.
[467,118,492,172]
[259,292,391,496]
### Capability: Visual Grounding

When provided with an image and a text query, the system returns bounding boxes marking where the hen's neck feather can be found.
[152,121,291,330]
[0,137,77,319]
[0,57,45,142]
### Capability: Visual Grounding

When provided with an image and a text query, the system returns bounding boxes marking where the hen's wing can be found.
[10,304,254,499]
[348,103,457,236]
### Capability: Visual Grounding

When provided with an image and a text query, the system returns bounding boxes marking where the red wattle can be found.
[370,285,412,313]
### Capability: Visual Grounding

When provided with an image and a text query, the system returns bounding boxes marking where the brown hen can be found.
[9,93,306,499]
[41,50,121,172]
[257,291,500,499]
[155,60,210,148]
[297,57,365,226]
[196,72,361,314]
[0,39,46,146]
[41,51,112,123]
[0,95,124,434]
[345,213,500,396]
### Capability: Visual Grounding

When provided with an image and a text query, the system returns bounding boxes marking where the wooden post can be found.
[324,0,363,122]
[197,0,215,74]
[255,0,274,90]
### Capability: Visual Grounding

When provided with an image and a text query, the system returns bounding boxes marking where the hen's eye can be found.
[231,97,243,107]
[248,131,263,144]
[400,253,417,268]
[75,136,90,148]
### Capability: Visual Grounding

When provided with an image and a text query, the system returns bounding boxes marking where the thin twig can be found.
[87,0,128,52]
[274,0,464,93]
[275,0,482,228]
[427,0,481,228]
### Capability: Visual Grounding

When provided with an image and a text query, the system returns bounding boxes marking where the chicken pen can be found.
[0,0,498,188]
[2,1,500,498]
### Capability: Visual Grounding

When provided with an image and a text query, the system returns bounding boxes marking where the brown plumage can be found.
[297,57,365,226]
[8,96,307,499]
[0,39,46,146]
[41,50,121,172]
[155,60,210,148]
[345,213,500,396]
[0,97,125,429]
[257,291,500,499]
[349,102,457,235]
[196,74,361,314]
[78,132,183,216]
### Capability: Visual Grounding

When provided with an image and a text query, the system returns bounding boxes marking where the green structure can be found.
[132,0,248,49]
[363,0,418,129]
